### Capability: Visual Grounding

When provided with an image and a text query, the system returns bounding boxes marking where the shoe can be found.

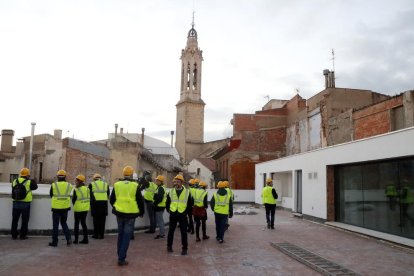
[218,239,224,244]
[99,235,104,239]
[190,230,194,235]
[167,247,173,253]
[79,240,88,244]
[154,235,165,239]
[92,235,99,239]
[118,261,128,266]
[73,240,79,244]
[196,237,201,242]
[267,224,271,229]
[12,236,18,240]
[203,235,210,240]
[48,242,57,247]
[144,230,155,234]
[130,235,135,240]
[181,249,188,255]
[20,236,28,240]
[67,240,72,246]
[271,225,275,229]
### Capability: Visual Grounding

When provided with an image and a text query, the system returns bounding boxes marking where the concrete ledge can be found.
[325,221,414,249]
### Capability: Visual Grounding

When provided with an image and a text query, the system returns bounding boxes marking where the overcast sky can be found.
[1,0,413,145]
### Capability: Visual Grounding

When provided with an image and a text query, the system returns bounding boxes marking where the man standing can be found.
[166,174,192,255]
[141,171,157,234]
[153,175,167,239]
[110,166,144,266]
[72,174,90,244]
[11,168,38,240]
[89,173,109,239]
[211,181,233,243]
[187,179,196,234]
[262,178,278,229]
[49,170,73,247]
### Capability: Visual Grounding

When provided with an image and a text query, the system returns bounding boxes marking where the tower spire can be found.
[192,11,195,29]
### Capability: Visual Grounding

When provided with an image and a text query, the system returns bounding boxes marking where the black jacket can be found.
[153,185,166,212]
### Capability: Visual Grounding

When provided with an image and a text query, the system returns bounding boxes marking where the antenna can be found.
[192,10,195,28]
[264,95,270,102]
[331,48,335,72]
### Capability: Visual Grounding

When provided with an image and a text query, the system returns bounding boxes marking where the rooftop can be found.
[1,206,413,275]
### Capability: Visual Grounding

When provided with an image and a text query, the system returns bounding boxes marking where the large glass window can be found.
[335,157,414,239]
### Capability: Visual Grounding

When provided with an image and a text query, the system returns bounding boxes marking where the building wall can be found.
[256,127,414,220]
[187,159,215,188]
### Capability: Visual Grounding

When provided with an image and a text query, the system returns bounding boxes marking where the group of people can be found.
[10,166,243,266]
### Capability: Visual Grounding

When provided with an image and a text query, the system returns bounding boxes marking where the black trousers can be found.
[187,213,194,233]
[93,215,106,238]
[11,202,31,239]
[265,204,276,226]
[145,201,156,232]
[167,212,188,250]
[74,211,88,241]
[194,216,207,238]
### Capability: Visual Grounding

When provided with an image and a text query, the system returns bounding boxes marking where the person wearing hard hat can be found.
[153,175,167,239]
[210,181,233,243]
[49,169,73,247]
[141,171,157,234]
[72,174,90,244]
[89,173,109,239]
[192,181,209,242]
[262,178,278,229]
[11,167,38,240]
[166,174,193,255]
[223,180,233,231]
[187,178,196,234]
[110,166,145,266]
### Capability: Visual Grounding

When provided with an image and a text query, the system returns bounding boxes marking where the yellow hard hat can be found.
[93,173,102,180]
[76,174,86,182]
[217,181,226,188]
[199,181,207,187]
[20,168,30,177]
[266,178,273,183]
[57,169,67,176]
[156,175,164,182]
[123,166,134,177]
[194,178,200,183]
[174,175,184,182]
[223,181,229,187]
[188,179,195,185]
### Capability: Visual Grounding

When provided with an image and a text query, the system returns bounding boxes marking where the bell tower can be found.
[175,15,205,163]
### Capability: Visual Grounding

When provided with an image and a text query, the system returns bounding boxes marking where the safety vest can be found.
[225,187,234,201]
[144,182,157,202]
[91,180,108,201]
[213,192,230,215]
[12,178,32,202]
[401,186,414,204]
[156,185,167,207]
[189,187,196,198]
[262,186,276,205]
[169,187,189,213]
[74,186,90,212]
[51,181,73,209]
[113,180,139,214]
[193,189,207,207]
[385,185,398,197]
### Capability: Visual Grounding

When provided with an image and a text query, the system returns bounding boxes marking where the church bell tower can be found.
[175,16,205,163]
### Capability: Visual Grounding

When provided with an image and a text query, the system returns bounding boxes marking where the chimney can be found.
[1,129,14,152]
[141,128,145,146]
[114,123,118,138]
[170,130,174,148]
[54,129,62,140]
[120,128,123,135]
[323,69,335,88]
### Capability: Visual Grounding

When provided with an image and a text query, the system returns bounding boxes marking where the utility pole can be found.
[29,122,36,171]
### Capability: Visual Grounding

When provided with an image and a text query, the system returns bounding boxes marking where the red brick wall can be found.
[230,160,256,189]
[353,96,403,140]
[239,128,285,152]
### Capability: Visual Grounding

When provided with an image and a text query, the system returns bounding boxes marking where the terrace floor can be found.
[1,205,414,276]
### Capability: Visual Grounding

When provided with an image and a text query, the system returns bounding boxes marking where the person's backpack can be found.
[12,179,28,200]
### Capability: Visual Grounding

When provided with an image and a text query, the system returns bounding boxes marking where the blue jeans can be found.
[214,213,228,241]
[116,217,135,262]
[52,211,71,244]
[155,211,165,236]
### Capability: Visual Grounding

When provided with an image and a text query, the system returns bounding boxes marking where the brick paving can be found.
[1,205,413,276]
